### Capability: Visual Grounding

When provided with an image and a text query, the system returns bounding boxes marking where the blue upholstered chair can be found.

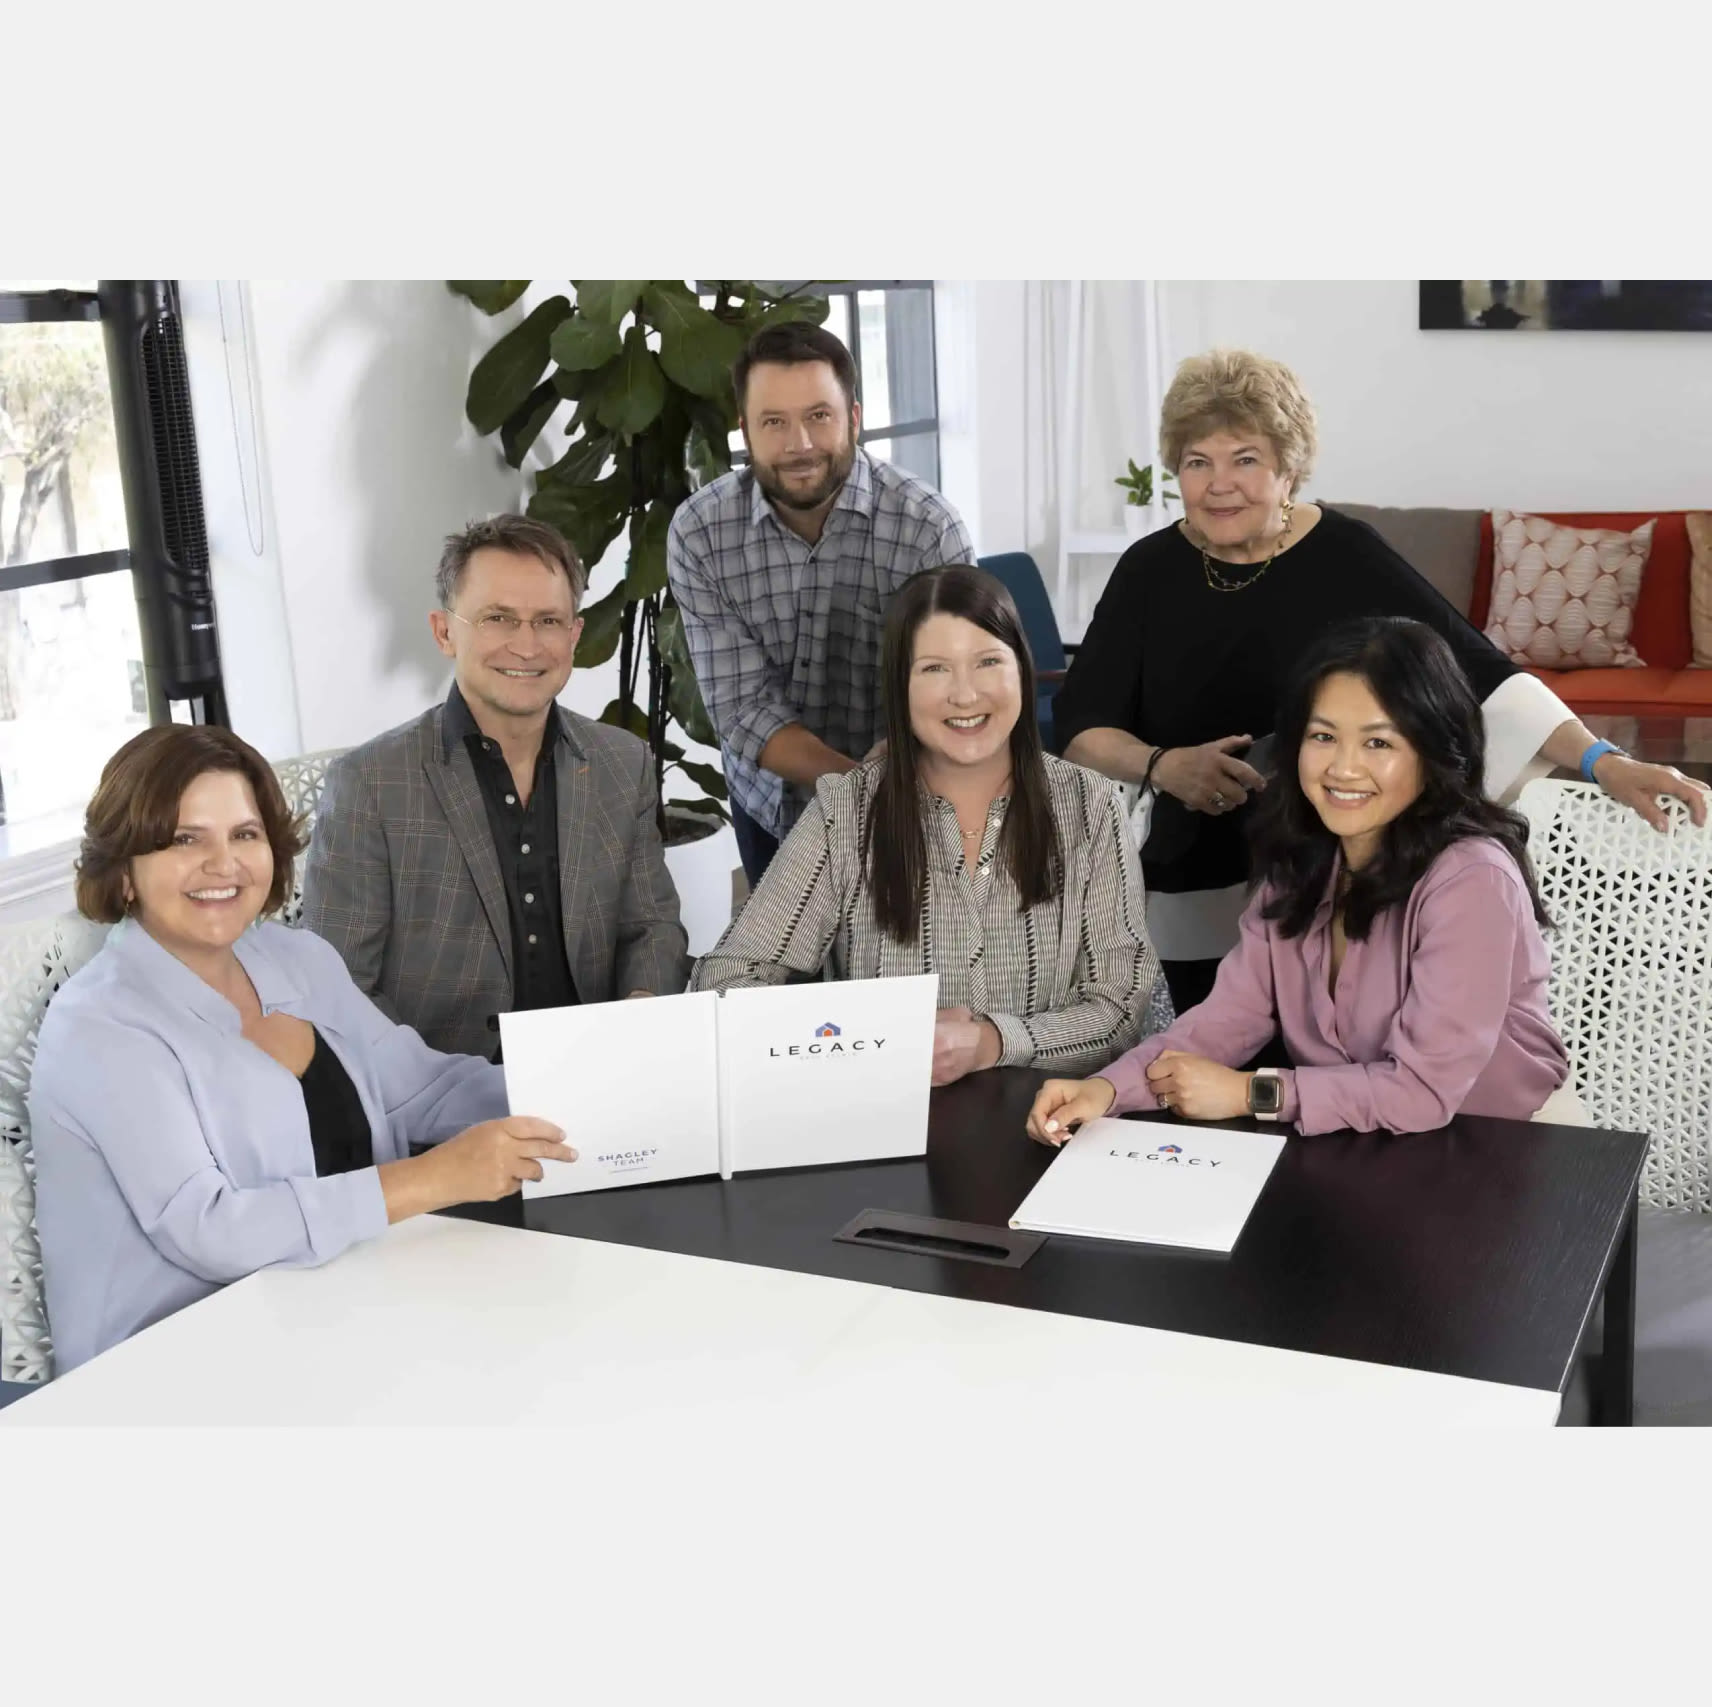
[976,553,1076,754]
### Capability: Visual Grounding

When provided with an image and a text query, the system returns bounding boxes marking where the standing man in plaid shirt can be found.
[667,323,975,886]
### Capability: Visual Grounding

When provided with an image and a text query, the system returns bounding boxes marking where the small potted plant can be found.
[1114,458,1178,540]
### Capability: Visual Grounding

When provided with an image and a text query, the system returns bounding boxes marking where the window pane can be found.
[0,569,148,857]
[881,288,936,426]
[0,320,128,570]
[865,431,939,492]
[856,290,891,429]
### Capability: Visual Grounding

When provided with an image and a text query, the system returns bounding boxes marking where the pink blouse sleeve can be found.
[1101,890,1282,1113]
[1283,860,1535,1135]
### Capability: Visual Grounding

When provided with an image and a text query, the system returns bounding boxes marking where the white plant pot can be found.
[663,820,742,958]
[1122,505,1153,541]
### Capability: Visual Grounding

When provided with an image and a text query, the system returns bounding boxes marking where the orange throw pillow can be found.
[1688,512,1712,668]
[1484,509,1652,670]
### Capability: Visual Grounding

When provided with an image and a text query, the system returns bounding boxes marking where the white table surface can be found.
[0,1214,1562,1428]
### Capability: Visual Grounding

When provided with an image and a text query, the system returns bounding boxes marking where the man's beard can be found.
[751,433,857,513]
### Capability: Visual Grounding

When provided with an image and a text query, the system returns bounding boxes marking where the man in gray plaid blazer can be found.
[301,516,690,1060]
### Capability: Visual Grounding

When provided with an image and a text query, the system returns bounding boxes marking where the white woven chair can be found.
[273,748,347,926]
[1518,778,1712,1424]
[1517,779,1712,1210]
[0,748,348,1387]
[0,913,111,1384]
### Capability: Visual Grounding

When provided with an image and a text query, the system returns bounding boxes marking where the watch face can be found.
[1250,1075,1283,1115]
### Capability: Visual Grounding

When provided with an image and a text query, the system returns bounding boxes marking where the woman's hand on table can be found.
[932,1007,1002,1086]
[1144,1051,1251,1121]
[1592,753,1710,832]
[1026,1076,1117,1146]
[1154,736,1267,816]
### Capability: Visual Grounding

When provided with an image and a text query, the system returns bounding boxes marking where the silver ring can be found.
[1210,792,1226,809]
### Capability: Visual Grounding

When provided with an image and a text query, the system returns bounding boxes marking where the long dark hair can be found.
[1249,616,1549,940]
[866,566,1063,943]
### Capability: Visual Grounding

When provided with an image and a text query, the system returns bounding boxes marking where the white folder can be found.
[499,973,938,1198]
[500,992,722,1197]
[1009,1117,1286,1253]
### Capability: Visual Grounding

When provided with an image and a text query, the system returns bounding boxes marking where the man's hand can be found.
[759,724,861,787]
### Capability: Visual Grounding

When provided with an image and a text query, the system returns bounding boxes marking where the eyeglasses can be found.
[444,608,579,640]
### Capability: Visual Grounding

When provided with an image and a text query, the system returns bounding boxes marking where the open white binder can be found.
[499,974,938,1198]
[1010,1117,1286,1253]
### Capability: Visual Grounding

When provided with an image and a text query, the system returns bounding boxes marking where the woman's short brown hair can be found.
[1158,348,1320,495]
[75,725,307,924]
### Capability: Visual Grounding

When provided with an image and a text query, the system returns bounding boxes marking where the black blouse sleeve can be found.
[1322,510,1518,704]
[1051,539,1156,751]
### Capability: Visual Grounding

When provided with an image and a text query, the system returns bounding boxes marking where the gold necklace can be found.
[1200,501,1294,593]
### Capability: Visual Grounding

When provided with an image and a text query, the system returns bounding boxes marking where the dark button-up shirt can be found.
[442,684,579,1025]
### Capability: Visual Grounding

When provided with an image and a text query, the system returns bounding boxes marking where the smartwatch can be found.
[1247,1067,1283,1122]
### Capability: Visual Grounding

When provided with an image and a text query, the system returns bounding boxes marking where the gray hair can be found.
[435,513,588,611]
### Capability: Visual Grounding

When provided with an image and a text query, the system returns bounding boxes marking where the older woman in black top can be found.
[1054,347,1707,1014]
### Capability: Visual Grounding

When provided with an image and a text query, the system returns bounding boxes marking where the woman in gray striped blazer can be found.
[692,566,1160,1086]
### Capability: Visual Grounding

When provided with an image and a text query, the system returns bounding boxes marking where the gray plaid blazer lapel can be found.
[422,728,513,982]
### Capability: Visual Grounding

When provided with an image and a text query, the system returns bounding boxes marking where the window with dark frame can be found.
[712,281,943,489]
[0,284,149,858]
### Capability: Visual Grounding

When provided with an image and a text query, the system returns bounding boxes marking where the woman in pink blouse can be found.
[1029,616,1581,1141]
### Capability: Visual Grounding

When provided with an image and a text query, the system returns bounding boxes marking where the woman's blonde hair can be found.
[1158,348,1319,495]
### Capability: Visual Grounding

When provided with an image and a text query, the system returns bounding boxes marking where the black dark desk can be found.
[454,1068,1648,1424]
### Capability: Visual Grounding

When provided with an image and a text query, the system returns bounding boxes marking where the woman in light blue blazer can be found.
[30,724,577,1372]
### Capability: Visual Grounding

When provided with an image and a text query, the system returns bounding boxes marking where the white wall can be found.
[1162,280,1712,511]
[179,281,302,759]
[233,280,529,752]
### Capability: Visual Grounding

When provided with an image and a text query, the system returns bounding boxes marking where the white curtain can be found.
[1019,281,1176,635]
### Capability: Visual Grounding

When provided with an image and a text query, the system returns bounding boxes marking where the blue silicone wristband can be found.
[1579,739,1624,781]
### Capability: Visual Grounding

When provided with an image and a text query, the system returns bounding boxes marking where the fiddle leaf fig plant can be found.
[450,279,831,844]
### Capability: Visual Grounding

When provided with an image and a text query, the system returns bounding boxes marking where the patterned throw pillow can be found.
[1483,509,1652,670]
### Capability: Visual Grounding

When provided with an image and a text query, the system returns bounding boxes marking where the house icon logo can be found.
[768,1020,884,1062]
[1157,1144,1182,1155]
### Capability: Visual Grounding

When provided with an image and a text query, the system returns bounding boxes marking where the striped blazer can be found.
[692,756,1159,1073]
